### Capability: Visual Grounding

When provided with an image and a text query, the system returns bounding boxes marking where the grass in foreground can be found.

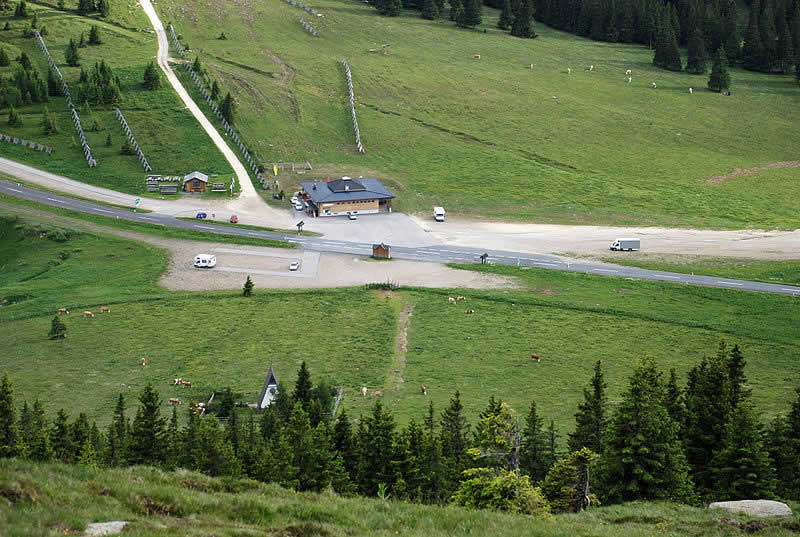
[2,460,799,537]
[157,0,800,228]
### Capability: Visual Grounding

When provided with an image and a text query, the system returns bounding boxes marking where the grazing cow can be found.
[457,296,466,301]
[464,309,475,314]
[589,65,594,71]
[449,297,456,304]
[473,54,481,59]
[625,69,632,75]
[567,68,571,74]
[689,87,693,94]
[57,308,69,314]
[627,76,632,83]
[651,81,657,89]
[181,380,192,388]
[531,353,541,363]
[421,385,427,395]
[83,311,94,318]
[100,306,110,313]
[173,378,182,385]
[141,357,146,367]
[169,398,181,405]
[361,386,368,397]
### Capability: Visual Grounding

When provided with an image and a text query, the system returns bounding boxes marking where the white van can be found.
[610,238,640,251]
[194,254,217,268]
[433,206,446,222]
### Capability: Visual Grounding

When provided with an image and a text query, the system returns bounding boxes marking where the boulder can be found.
[709,500,792,517]
[85,521,129,535]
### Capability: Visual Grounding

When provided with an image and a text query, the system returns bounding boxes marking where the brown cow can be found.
[181,380,192,388]
[57,308,69,314]
[168,398,181,405]
[100,306,110,313]
[421,385,427,395]
[531,353,541,363]
[464,309,475,314]
[141,357,146,367]
[83,311,94,318]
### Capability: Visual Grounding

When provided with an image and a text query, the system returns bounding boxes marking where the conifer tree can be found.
[568,360,607,455]
[0,48,9,67]
[711,401,775,500]
[457,0,481,27]
[26,398,51,461]
[653,11,682,70]
[7,106,22,127]
[685,28,708,74]
[210,79,220,102]
[78,0,93,15]
[600,356,694,503]
[120,137,135,155]
[759,2,778,71]
[50,409,74,462]
[105,393,128,466]
[333,407,357,479]
[0,372,19,458]
[220,92,235,124]
[767,387,800,499]
[541,447,599,512]
[41,105,57,135]
[64,38,80,67]
[520,399,549,481]
[48,315,66,339]
[47,68,60,96]
[421,0,439,19]
[14,0,28,17]
[129,383,167,465]
[17,51,31,70]
[792,5,800,63]
[543,419,559,473]
[439,391,470,494]
[470,399,517,469]
[376,0,402,16]
[727,343,750,409]
[242,275,254,297]
[88,25,101,45]
[498,0,512,29]
[510,0,536,37]
[589,0,604,40]
[708,46,731,92]
[448,0,462,20]
[356,400,396,496]
[776,14,794,73]
[293,361,313,412]
[743,0,765,70]
[97,0,109,17]
[664,368,686,433]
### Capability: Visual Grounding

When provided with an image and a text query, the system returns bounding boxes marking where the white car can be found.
[348,213,357,220]
[290,196,299,204]
[294,202,304,211]
[289,261,300,271]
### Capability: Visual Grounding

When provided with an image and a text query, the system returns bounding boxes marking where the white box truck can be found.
[610,238,640,251]
[433,206,446,222]
[194,254,217,268]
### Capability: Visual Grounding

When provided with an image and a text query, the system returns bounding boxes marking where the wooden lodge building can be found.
[183,171,209,193]
[299,177,394,217]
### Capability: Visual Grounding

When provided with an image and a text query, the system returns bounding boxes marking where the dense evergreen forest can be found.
[2,342,799,515]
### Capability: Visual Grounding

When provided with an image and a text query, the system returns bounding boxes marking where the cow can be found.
[567,68,572,74]
[181,380,192,388]
[456,296,466,301]
[83,311,94,318]
[173,378,182,385]
[689,87,693,94]
[625,69,632,75]
[464,309,475,314]
[168,398,181,405]
[361,386,368,397]
[100,306,110,313]
[531,353,541,363]
[449,297,456,304]
[473,54,481,59]
[627,76,632,83]
[57,308,69,314]
[651,81,657,89]
[421,385,427,395]
[141,357,146,367]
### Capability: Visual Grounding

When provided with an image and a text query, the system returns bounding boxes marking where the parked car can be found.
[294,202,304,211]
[194,254,216,268]
[348,213,357,220]
[229,215,238,223]
[290,196,299,204]
[195,212,207,219]
[289,261,300,271]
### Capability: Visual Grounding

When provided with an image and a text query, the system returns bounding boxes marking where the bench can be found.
[210,182,226,192]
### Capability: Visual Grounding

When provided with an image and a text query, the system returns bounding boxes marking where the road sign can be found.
[134,198,140,205]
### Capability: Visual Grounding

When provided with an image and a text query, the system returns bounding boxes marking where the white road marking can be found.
[195,224,215,229]
[95,208,113,213]
[47,197,67,204]
[659,275,680,279]
[717,281,743,286]
[140,217,158,222]
[7,188,22,193]
[782,288,799,292]
[593,269,619,273]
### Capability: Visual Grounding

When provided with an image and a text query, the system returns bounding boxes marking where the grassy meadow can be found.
[0,3,233,195]
[3,460,799,537]
[1,213,798,433]
[156,0,800,228]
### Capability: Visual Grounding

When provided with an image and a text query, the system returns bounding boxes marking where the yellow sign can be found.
[273,164,278,176]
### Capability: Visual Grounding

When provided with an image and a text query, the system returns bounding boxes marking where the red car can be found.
[229,215,238,224]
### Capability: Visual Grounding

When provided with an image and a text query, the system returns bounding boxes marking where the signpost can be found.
[134,198,140,212]
[297,220,304,235]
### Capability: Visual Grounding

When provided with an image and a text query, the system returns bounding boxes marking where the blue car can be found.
[195,212,207,219]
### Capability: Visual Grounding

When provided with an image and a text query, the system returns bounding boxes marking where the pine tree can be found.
[17,51,31,70]
[0,48,9,67]
[520,399,549,481]
[129,383,167,465]
[0,371,19,458]
[120,138,136,155]
[759,2,778,71]
[511,0,536,37]
[448,0,462,20]
[498,0,512,29]
[97,0,109,17]
[727,343,750,409]
[47,315,66,339]
[707,46,731,92]
[742,0,765,70]
[653,11,682,70]
[41,105,57,135]
[78,0,93,15]
[220,92,235,124]
[27,398,52,461]
[105,134,112,147]
[165,405,181,469]
[421,0,439,19]
[664,368,686,433]
[14,0,28,17]
[210,79,220,102]
[192,55,202,74]
[65,38,80,67]
[333,407,357,480]
[78,32,87,48]
[7,106,22,127]
[292,361,313,412]
[685,28,708,74]
[356,400,396,496]
[541,447,600,512]
[50,409,74,462]
[600,356,694,503]
[710,401,776,501]
[106,393,128,466]
[242,275,254,297]
[439,391,470,494]
[568,360,607,455]
[776,14,794,73]
[769,387,800,499]
[470,399,517,469]
[457,0,481,27]
[47,69,60,96]
[88,25,101,45]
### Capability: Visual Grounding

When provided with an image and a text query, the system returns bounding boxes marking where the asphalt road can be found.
[3,179,800,297]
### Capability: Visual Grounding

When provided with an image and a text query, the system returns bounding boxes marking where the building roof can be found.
[183,171,209,183]
[372,243,390,250]
[256,365,279,411]
[300,177,394,204]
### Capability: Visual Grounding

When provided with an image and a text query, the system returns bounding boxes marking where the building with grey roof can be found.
[299,176,394,217]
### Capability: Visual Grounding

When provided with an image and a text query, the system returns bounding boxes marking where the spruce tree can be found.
[17,51,31,70]
[600,356,694,503]
[520,399,549,481]
[457,0,481,27]
[65,38,80,67]
[742,0,765,71]
[711,401,775,500]
[27,398,51,461]
[510,0,536,37]
[568,360,607,455]
[685,28,708,74]
[653,11,682,70]
[242,275,254,297]
[708,46,731,92]
[7,106,22,127]
[220,92,235,124]
[48,315,66,339]
[439,391,470,494]
[41,105,57,135]
[210,79,220,102]
[0,48,9,67]
[106,393,128,466]
[770,387,800,499]
[664,368,686,434]
[498,0,512,29]
[470,399,517,469]
[776,15,794,73]
[356,400,396,496]
[792,5,800,64]
[97,0,109,17]
[333,407,357,479]
[14,0,28,17]
[78,0,93,15]
[421,0,439,19]
[727,343,750,409]
[120,137,136,155]
[448,0,462,20]
[0,371,19,458]
[541,447,600,512]
[88,25,101,45]
[759,2,777,71]
[50,409,74,462]
[292,361,313,412]
[47,68,60,96]
[129,383,167,465]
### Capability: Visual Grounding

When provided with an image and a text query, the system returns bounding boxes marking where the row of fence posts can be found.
[283,0,318,16]
[33,31,96,167]
[167,24,185,57]
[299,17,320,37]
[115,108,152,172]
[341,59,364,153]
[0,133,53,153]
[183,62,264,183]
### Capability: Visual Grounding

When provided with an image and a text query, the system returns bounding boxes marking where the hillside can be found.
[1,459,799,537]
[156,0,800,228]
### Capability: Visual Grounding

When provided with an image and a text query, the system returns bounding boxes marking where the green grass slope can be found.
[157,0,800,228]
[2,460,800,537]
[0,3,233,195]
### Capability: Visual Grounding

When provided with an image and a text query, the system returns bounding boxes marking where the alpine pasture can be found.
[157,0,800,227]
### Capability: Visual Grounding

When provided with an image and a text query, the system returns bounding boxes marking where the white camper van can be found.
[193,254,217,268]
[609,238,640,251]
[433,206,446,222]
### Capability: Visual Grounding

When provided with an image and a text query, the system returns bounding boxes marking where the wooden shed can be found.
[183,171,209,193]
[372,243,391,259]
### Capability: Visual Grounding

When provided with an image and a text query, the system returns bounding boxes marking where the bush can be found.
[451,468,551,517]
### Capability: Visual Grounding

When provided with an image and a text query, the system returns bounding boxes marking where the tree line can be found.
[1,343,799,515]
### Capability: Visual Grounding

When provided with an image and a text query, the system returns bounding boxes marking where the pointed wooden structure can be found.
[256,364,279,412]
